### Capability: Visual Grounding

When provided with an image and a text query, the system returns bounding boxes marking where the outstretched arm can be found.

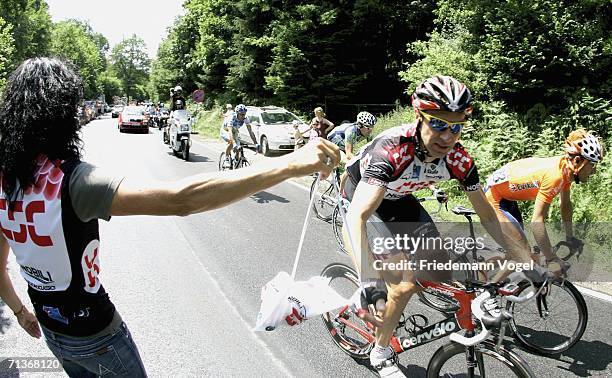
[111,140,341,217]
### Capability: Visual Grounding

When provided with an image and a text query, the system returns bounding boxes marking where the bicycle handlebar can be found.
[449,290,511,346]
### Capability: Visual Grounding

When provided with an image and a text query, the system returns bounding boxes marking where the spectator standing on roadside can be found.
[310,106,334,139]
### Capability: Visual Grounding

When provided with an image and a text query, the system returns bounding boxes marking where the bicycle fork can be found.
[465,343,486,378]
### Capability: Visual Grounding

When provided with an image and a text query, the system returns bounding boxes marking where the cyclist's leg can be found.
[221,132,232,158]
[488,194,533,281]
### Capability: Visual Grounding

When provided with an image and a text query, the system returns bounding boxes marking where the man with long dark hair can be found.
[0,57,340,377]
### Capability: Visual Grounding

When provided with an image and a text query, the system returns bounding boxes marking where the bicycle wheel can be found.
[507,278,587,355]
[417,283,461,313]
[332,205,349,255]
[320,263,374,360]
[417,255,472,313]
[310,177,337,221]
[427,340,535,377]
[218,152,228,171]
[239,158,250,168]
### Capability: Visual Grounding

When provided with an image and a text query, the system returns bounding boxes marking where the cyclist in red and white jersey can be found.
[343,76,538,377]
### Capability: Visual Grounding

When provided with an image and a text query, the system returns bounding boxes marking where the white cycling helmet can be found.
[174,85,182,93]
[235,104,248,114]
[565,129,604,163]
[356,111,376,128]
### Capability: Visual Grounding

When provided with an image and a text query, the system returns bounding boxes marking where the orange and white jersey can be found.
[485,156,572,206]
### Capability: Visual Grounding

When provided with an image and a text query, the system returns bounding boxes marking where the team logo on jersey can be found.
[21,265,53,284]
[285,296,307,326]
[81,240,101,294]
[509,181,539,192]
[0,199,53,247]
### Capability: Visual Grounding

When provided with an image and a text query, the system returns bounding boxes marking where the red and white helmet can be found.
[411,75,473,114]
[565,129,604,163]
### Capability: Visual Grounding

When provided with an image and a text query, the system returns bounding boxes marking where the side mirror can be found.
[251,121,260,127]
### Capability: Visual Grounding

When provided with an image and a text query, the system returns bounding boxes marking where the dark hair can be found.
[0,57,83,206]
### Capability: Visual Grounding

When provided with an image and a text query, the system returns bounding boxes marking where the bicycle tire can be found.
[320,263,373,360]
[508,278,587,355]
[427,340,535,378]
[416,254,473,313]
[218,152,227,171]
[239,158,250,168]
[416,283,461,313]
[310,177,337,221]
[331,205,349,255]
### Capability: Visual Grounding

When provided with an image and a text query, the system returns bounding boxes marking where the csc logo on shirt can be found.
[81,240,101,293]
[0,199,53,247]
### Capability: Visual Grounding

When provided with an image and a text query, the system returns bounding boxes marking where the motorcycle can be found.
[159,110,169,130]
[167,109,192,161]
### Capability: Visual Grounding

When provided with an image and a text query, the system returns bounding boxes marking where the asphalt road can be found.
[1,115,611,377]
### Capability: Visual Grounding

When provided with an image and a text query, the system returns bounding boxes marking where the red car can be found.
[118,106,148,133]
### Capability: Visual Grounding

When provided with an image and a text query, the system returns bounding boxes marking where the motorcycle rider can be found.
[165,86,187,143]
[170,86,186,112]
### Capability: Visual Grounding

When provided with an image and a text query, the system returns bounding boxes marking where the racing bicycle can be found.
[309,174,338,221]
[321,262,538,377]
[415,206,588,356]
[219,144,251,171]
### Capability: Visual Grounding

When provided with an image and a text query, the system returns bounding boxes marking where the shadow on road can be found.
[164,151,212,163]
[353,356,427,377]
[250,191,290,204]
[504,336,612,376]
[0,358,20,377]
[549,339,612,377]
[0,300,12,335]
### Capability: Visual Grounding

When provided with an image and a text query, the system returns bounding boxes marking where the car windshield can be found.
[124,106,144,116]
[261,111,299,125]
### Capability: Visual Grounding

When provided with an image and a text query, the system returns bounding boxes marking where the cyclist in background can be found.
[485,128,604,267]
[220,104,258,166]
[327,111,377,161]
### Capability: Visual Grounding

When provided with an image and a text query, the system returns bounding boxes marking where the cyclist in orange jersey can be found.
[485,128,604,264]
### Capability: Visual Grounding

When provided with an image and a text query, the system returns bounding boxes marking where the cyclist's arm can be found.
[345,143,354,160]
[466,188,532,264]
[531,199,554,260]
[344,181,385,280]
[111,140,340,216]
[246,123,257,145]
[559,188,573,240]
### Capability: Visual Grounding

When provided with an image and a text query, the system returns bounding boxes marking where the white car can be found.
[238,106,311,156]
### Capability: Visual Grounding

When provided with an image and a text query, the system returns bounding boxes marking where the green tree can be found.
[99,71,123,102]
[0,0,52,65]
[50,20,105,99]
[0,17,15,91]
[110,35,150,102]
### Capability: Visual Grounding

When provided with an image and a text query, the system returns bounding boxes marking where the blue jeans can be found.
[42,322,146,377]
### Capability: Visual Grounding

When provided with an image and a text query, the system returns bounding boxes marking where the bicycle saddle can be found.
[451,206,477,216]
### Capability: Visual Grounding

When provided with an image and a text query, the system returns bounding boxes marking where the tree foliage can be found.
[50,20,105,99]
[0,0,52,65]
[110,35,150,102]
[0,17,15,91]
[151,0,436,118]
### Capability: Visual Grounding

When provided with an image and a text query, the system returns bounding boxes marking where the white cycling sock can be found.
[370,343,393,362]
